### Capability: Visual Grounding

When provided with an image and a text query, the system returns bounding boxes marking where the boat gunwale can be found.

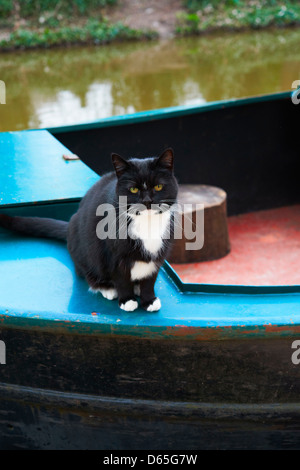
[46,91,292,134]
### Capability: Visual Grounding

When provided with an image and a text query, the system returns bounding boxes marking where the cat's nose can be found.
[142,194,152,209]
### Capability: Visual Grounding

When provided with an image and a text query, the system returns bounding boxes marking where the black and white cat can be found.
[0,148,178,312]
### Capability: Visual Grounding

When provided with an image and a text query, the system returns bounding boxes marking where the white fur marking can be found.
[131,261,157,281]
[120,299,138,311]
[147,297,161,312]
[128,208,171,255]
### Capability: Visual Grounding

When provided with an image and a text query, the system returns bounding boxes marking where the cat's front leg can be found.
[114,275,138,312]
[139,274,161,312]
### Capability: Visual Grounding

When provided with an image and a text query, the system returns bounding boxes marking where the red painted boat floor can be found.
[171,205,300,286]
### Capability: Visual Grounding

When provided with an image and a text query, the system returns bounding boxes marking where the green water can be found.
[0,28,300,132]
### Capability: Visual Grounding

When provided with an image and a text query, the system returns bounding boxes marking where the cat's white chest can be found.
[128,209,170,255]
[130,261,157,281]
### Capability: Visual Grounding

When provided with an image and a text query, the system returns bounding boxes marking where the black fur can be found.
[0,214,68,240]
[0,148,178,311]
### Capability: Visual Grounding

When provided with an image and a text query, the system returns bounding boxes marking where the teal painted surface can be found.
[0,230,300,339]
[0,130,99,207]
[48,91,292,134]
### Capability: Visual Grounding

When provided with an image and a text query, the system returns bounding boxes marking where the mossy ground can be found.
[176,1,300,35]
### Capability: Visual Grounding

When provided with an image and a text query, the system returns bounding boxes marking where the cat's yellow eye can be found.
[130,187,139,194]
[154,184,163,191]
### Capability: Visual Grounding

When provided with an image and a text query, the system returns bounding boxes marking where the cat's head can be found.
[111,148,178,213]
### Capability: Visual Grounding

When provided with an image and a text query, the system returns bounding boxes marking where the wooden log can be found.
[167,184,230,264]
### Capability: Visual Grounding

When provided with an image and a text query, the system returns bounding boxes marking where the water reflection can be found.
[0,28,300,132]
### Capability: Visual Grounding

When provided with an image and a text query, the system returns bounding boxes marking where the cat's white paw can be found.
[99,287,118,300]
[89,286,117,300]
[120,299,138,311]
[146,297,161,312]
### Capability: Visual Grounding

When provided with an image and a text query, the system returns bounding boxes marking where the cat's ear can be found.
[111,153,130,178]
[156,148,174,171]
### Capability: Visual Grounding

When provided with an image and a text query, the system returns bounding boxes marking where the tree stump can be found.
[167,184,230,264]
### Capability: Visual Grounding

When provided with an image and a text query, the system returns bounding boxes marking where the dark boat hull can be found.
[2,384,300,450]
[1,328,300,450]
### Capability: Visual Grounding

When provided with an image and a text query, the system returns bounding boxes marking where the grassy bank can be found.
[0,0,156,51]
[176,0,300,35]
[0,19,156,51]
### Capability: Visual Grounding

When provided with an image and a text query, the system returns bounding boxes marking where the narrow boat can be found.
[0,91,300,450]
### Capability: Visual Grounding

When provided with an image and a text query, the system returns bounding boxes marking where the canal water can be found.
[0,27,299,132]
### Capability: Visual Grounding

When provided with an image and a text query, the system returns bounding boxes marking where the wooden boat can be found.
[1,91,300,450]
